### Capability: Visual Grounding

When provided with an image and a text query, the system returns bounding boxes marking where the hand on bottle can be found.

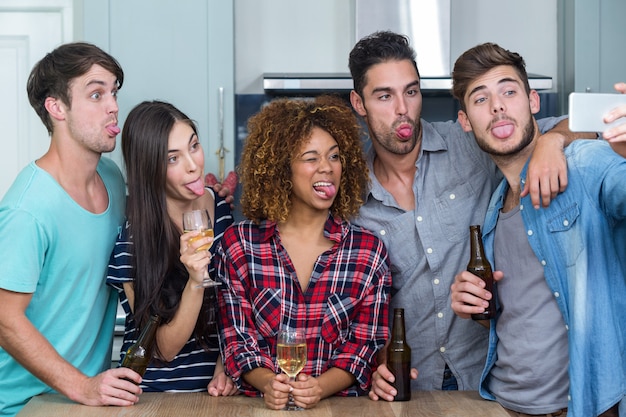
[450,270,503,319]
[72,367,142,407]
[368,364,418,402]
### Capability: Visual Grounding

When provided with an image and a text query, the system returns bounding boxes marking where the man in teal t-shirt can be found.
[0,42,142,416]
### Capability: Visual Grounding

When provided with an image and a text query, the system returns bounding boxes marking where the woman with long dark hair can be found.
[107,100,236,394]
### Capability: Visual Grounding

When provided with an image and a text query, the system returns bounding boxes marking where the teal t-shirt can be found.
[0,157,126,416]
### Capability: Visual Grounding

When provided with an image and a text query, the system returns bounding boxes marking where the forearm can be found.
[315,367,356,399]
[547,118,596,146]
[243,367,277,394]
[0,313,88,401]
[156,280,205,361]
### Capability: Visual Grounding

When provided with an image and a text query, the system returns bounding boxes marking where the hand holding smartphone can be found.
[568,92,626,132]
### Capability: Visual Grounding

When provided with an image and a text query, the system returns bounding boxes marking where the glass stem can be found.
[288,375,296,406]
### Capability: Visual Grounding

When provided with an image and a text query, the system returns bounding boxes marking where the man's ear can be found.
[44,97,66,122]
[529,89,541,115]
[458,110,473,132]
[350,90,367,117]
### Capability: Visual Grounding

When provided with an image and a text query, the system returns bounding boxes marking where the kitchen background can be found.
[2,0,625,203]
[0,0,624,364]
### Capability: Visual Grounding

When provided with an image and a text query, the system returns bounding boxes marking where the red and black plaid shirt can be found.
[216,215,390,396]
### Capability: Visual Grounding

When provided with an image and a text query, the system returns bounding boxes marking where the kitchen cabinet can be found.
[558,0,626,110]
[82,0,235,178]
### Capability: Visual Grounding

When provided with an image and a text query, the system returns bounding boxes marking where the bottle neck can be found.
[468,226,486,264]
[391,311,406,343]
[137,315,159,345]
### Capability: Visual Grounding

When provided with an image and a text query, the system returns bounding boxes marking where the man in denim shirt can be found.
[450,43,625,417]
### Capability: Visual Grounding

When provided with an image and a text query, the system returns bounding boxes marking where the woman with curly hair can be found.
[216,95,391,409]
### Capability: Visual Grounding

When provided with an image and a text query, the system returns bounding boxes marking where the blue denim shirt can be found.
[479,140,626,417]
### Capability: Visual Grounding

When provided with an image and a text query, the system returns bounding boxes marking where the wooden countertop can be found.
[19,391,509,416]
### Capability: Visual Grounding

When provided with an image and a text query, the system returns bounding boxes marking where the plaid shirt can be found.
[216,215,391,396]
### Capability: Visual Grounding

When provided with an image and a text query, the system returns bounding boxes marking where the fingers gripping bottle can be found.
[468,225,496,320]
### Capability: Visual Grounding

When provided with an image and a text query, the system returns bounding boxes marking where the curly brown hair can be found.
[239,95,369,223]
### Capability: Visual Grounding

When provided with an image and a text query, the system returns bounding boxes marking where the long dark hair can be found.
[121,100,215,353]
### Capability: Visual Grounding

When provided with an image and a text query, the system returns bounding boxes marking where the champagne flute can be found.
[182,209,219,288]
[276,329,307,411]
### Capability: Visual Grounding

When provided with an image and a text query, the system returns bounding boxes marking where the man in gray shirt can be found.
[348,31,586,399]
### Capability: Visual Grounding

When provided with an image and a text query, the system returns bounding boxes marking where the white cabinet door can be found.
[0,0,73,199]
[82,0,235,180]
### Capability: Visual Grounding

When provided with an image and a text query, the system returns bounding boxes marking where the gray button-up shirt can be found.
[353,117,563,391]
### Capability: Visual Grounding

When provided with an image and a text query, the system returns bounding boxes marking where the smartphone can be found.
[568,92,626,132]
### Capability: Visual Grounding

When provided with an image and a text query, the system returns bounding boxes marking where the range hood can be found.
[264,0,552,95]
[263,72,552,95]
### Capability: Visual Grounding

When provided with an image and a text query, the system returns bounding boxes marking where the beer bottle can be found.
[387,308,411,401]
[467,225,496,320]
[120,314,160,378]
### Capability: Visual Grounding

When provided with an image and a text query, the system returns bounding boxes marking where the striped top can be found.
[107,188,233,392]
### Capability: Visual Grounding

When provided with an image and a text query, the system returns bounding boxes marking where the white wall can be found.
[234,0,558,94]
[450,0,558,91]
[235,0,355,93]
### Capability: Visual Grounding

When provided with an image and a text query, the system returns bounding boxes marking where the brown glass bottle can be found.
[387,308,411,401]
[467,225,496,320]
[120,314,160,378]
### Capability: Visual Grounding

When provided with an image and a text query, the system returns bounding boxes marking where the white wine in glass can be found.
[182,209,219,287]
[276,329,307,411]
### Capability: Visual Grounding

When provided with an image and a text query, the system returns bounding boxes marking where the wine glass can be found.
[182,209,219,288]
[276,329,307,411]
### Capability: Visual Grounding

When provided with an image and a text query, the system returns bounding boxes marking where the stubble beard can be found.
[367,118,420,156]
[68,118,116,155]
[476,117,536,158]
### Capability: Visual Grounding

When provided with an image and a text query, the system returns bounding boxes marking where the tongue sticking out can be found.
[492,124,514,139]
[396,126,413,139]
[313,183,337,199]
[106,124,121,136]
[185,178,206,196]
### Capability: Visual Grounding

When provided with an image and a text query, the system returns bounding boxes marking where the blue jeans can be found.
[442,364,458,390]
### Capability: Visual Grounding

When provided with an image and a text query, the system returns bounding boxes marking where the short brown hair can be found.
[27,42,124,134]
[239,95,369,223]
[452,43,530,111]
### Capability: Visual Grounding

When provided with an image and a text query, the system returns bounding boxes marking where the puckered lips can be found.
[185,177,205,196]
[313,181,337,199]
[395,123,413,139]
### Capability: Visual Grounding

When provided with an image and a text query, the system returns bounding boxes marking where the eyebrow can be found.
[468,77,520,97]
[85,79,105,87]
[84,79,120,91]
[371,79,420,95]
[168,132,197,153]
[300,144,339,156]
